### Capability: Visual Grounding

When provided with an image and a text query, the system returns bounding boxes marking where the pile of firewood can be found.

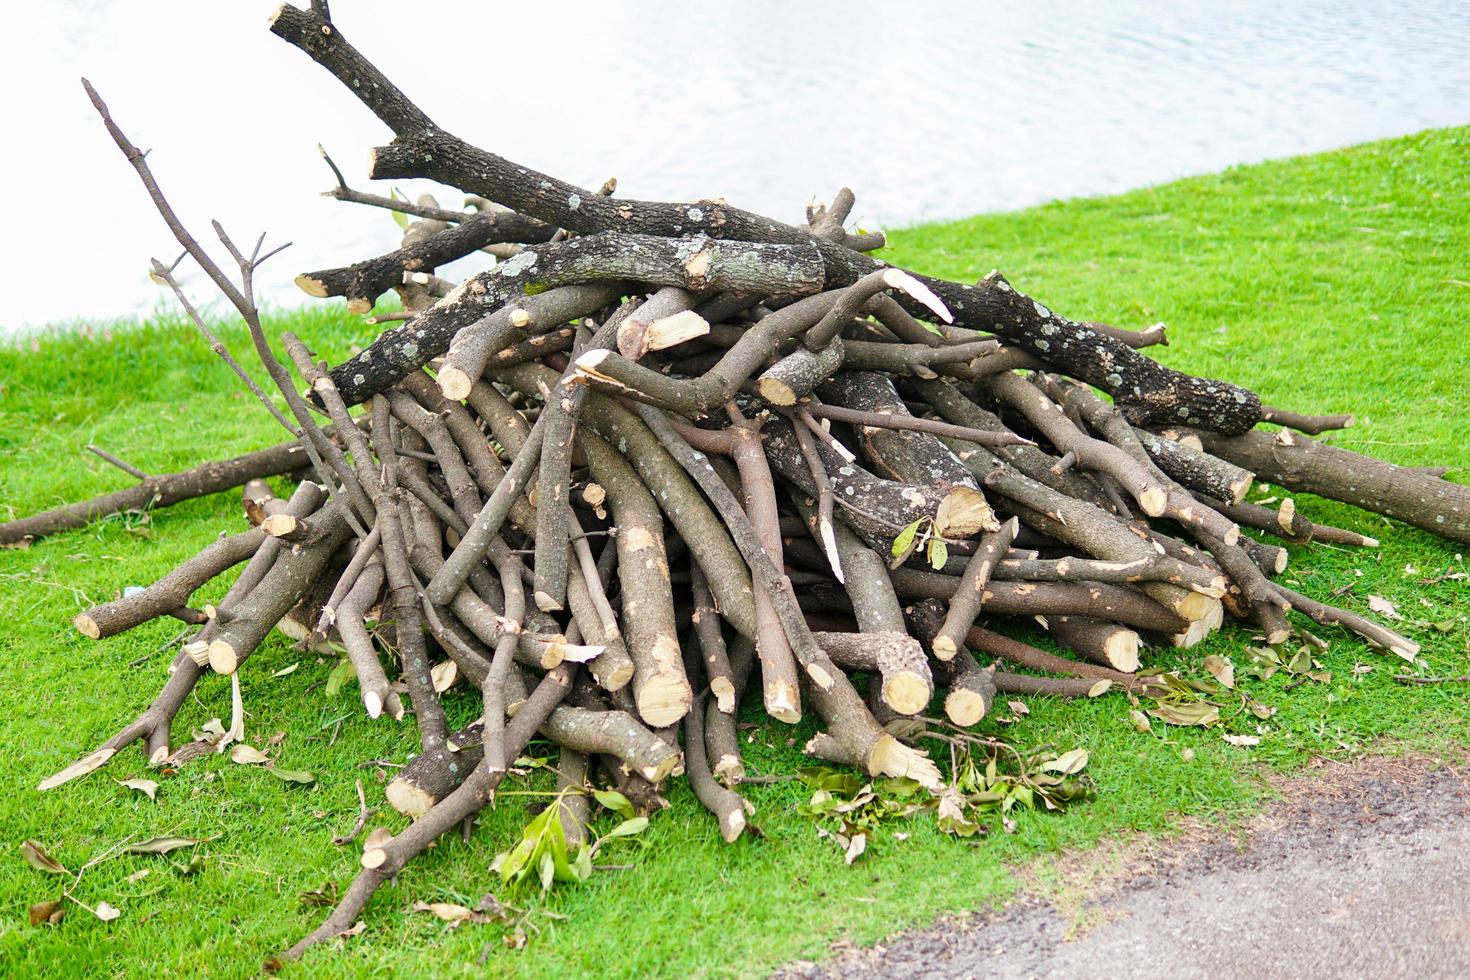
[9,3,1466,961]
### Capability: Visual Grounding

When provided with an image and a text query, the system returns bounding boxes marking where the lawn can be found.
[1,126,1467,978]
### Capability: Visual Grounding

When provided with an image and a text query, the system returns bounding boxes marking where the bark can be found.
[890,568,1190,635]
[706,636,757,785]
[1044,615,1141,672]
[819,371,999,536]
[579,431,692,727]
[672,413,802,723]
[932,517,1019,660]
[334,559,402,719]
[1135,428,1253,505]
[201,498,354,675]
[812,630,934,716]
[322,231,824,405]
[0,440,313,546]
[273,2,1268,434]
[494,361,759,639]
[762,412,963,555]
[438,282,624,399]
[295,207,555,313]
[691,563,736,713]
[683,693,751,842]
[74,526,268,639]
[554,749,592,848]
[1192,427,1470,544]
[901,598,995,726]
[966,625,1160,693]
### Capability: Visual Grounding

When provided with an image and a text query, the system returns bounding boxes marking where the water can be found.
[4,0,1467,333]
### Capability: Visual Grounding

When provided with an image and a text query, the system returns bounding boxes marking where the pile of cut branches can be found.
[9,3,1467,961]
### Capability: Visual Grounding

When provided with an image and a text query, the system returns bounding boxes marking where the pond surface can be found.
[5,0,1467,332]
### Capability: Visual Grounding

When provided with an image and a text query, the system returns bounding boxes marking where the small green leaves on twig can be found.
[491,788,649,894]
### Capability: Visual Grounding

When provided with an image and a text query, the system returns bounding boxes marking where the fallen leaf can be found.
[268,768,316,785]
[118,778,159,801]
[412,901,475,923]
[20,841,68,875]
[171,853,206,876]
[272,662,300,677]
[93,901,122,923]
[431,660,458,694]
[28,900,63,926]
[1222,733,1261,747]
[843,832,867,866]
[325,658,357,698]
[1127,710,1152,733]
[1007,700,1029,716]
[1202,655,1235,689]
[299,881,339,907]
[229,744,270,765]
[125,836,211,856]
[1148,700,1220,727]
[1367,595,1403,620]
[1041,748,1090,775]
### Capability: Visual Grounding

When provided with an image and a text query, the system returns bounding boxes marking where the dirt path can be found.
[779,755,1470,979]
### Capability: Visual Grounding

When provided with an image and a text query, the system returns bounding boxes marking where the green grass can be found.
[2,127,1468,978]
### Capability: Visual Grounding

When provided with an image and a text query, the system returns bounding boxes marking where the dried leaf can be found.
[431,660,458,694]
[268,768,316,785]
[1222,733,1261,747]
[1202,655,1235,689]
[118,778,159,801]
[29,899,64,926]
[229,744,270,765]
[1147,700,1220,727]
[843,832,867,866]
[93,901,122,922]
[1007,700,1030,716]
[1041,748,1090,775]
[1367,594,1403,620]
[124,836,210,856]
[412,901,475,923]
[299,881,339,907]
[1127,709,1152,733]
[272,662,300,677]
[20,841,68,875]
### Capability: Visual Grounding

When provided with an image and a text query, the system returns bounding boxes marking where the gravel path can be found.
[779,756,1470,979]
